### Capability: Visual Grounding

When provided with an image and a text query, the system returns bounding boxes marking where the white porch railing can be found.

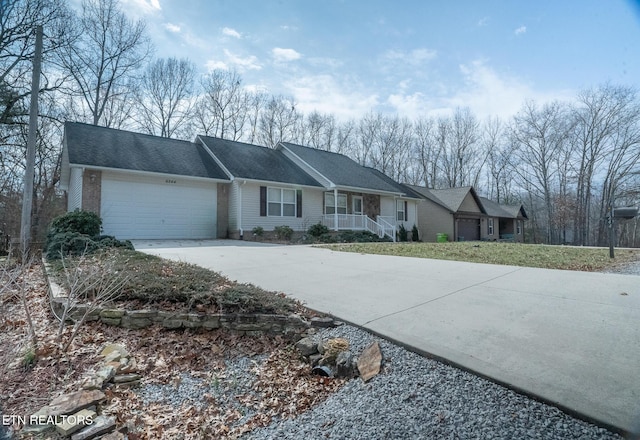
[376,216,396,241]
[322,214,395,241]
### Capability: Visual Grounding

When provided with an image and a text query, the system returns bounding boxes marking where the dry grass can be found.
[47,248,298,315]
[322,241,640,272]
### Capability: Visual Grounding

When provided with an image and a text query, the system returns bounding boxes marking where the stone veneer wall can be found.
[50,297,310,338]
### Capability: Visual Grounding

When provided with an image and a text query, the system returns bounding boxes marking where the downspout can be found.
[393,196,398,242]
[238,180,246,239]
[333,188,339,232]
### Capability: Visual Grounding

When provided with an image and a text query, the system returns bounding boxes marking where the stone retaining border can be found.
[43,260,326,339]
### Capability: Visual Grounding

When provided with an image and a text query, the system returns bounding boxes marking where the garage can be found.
[101,171,217,239]
[457,217,480,241]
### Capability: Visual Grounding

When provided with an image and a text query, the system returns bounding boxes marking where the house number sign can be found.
[165,179,177,184]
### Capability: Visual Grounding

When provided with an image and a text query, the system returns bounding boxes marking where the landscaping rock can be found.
[309,354,323,366]
[113,373,141,383]
[70,415,116,440]
[295,337,318,356]
[100,344,129,358]
[80,377,104,391]
[45,389,106,417]
[335,350,356,378]
[99,309,125,319]
[55,408,96,436]
[357,341,382,382]
[103,351,121,363]
[311,316,335,328]
[95,365,116,382]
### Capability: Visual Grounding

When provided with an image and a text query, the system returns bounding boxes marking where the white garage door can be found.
[101,172,217,239]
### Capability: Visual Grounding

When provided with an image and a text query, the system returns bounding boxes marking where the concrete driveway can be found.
[133,240,640,435]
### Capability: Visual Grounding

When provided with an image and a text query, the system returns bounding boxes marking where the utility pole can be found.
[20,25,43,259]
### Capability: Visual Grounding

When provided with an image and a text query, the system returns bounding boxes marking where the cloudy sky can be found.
[115,0,640,121]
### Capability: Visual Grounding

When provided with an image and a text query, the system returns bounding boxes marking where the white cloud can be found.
[120,0,161,14]
[382,48,437,65]
[477,17,489,27]
[283,74,379,121]
[515,26,527,35]
[222,27,242,39]
[164,23,181,33]
[439,60,572,119]
[272,47,302,62]
[205,49,262,72]
[205,60,229,71]
[387,91,431,119]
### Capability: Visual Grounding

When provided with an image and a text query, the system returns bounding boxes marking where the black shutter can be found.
[404,201,408,221]
[260,186,266,216]
[296,190,302,218]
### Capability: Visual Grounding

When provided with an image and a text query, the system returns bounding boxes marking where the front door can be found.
[352,196,363,215]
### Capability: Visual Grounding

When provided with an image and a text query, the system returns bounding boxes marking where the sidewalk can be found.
[133,240,640,435]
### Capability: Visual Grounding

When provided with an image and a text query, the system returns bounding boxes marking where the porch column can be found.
[333,188,339,231]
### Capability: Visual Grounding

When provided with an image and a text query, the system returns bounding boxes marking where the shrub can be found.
[337,230,391,243]
[44,212,133,260]
[252,226,264,237]
[48,210,101,237]
[411,224,420,242]
[307,223,329,237]
[95,235,134,251]
[45,232,98,259]
[397,224,408,242]
[273,225,294,241]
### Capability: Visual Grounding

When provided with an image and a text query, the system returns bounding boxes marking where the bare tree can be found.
[295,111,337,151]
[244,90,267,145]
[59,0,151,126]
[483,117,515,202]
[0,0,72,124]
[438,108,484,188]
[195,69,252,141]
[572,84,640,245]
[136,57,196,139]
[412,116,440,187]
[510,100,573,244]
[257,95,300,147]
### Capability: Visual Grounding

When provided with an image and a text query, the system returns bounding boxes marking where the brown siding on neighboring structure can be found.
[416,198,454,242]
[82,169,101,215]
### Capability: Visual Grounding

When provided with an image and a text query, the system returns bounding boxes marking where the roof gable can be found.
[198,136,322,187]
[63,122,229,180]
[408,185,487,214]
[278,142,404,194]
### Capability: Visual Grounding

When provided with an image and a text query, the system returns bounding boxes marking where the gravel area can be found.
[242,325,621,440]
[137,324,622,439]
[603,259,640,275]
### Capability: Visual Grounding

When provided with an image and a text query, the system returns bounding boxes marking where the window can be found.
[325,193,347,215]
[267,187,296,217]
[488,218,494,235]
[517,221,522,235]
[397,200,406,222]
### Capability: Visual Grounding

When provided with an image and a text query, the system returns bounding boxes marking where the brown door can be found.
[457,218,480,241]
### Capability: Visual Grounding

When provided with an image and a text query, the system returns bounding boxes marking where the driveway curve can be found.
[133,240,640,435]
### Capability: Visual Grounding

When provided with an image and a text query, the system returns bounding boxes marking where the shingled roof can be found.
[480,197,528,219]
[407,185,487,214]
[198,136,322,187]
[63,122,229,180]
[278,142,404,194]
